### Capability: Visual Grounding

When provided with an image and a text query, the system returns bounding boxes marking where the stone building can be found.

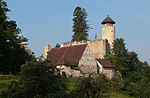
[44,15,118,79]
[46,44,97,77]
[96,59,116,79]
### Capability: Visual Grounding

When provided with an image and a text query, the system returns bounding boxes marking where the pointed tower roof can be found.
[101,15,115,24]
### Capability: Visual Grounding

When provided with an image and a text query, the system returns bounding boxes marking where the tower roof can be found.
[101,15,115,24]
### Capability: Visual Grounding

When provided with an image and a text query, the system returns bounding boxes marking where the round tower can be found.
[101,15,115,50]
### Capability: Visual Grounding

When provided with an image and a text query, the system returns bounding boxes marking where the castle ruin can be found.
[44,15,116,60]
[43,15,118,79]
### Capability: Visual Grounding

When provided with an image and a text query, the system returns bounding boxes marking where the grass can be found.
[0,75,18,93]
[0,75,132,98]
[110,91,132,98]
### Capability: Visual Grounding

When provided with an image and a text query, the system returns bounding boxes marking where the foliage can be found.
[0,75,18,95]
[106,38,141,77]
[0,75,18,80]
[0,0,33,74]
[55,43,60,48]
[69,74,113,98]
[112,38,128,57]
[68,60,78,69]
[72,6,90,41]
[105,38,150,98]
[0,60,68,98]
[110,91,132,98]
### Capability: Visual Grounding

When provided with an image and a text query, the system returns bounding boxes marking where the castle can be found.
[44,15,119,79]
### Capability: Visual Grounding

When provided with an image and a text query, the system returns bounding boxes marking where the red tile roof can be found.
[97,59,114,68]
[47,44,87,66]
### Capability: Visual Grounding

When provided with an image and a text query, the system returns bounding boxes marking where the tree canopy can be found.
[105,38,150,97]
[0,0,32,74]
[1,60,68,97]
[72,6,90,42]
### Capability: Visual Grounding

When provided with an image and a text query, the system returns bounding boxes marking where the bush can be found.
[0,60,68,98]
[0,75,19,95]
[70,74,113,98]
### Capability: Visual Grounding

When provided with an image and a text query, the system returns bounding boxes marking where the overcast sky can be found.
[5,0,150,64]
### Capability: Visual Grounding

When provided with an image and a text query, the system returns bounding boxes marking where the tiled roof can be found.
[97,59,114,68]
[101,15,115,24]
[47,44,87,66]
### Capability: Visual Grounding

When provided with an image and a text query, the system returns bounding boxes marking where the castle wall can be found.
[44,44,51,59]
[60,42,71,47]
[87,40,107,59]
[78,45,97,76]
[102,24,115,50]
[60,40,109,59]
[60,41,86,47]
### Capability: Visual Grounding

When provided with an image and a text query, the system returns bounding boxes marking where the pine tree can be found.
[72,6,89,41]
[112,38,128,57]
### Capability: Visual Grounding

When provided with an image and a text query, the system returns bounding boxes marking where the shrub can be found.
[0,60,68,98]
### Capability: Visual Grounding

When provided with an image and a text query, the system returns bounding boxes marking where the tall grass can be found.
[0,75,18,93]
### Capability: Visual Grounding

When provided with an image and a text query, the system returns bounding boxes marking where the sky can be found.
[5,0,150,64]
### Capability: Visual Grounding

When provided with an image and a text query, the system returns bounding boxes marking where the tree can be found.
[1,60,68,97]
[105,38,150,97]
[20,60,68,97]
[55,43,60,48]
[0,0,32,74]
[112,38,128,57]
[105,38,129,76]
[72,6,90,41]
[70,75,112,98]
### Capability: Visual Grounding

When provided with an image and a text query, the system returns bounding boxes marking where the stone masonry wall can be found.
[102,67,115,79]
[44,44,51,59]
[57,65,82,78]
[78,46,97,76]
[60,40,108,59]
[87,40,107,59]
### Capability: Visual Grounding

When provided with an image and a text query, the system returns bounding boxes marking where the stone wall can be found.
[60,40,109,59]
[102,67,116,79]
[57,65,82,78]
[44,44,51,59]
[87,40,108,59]
[60,40,87,47]
[78,45,97,76]
[60,42,71,47]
